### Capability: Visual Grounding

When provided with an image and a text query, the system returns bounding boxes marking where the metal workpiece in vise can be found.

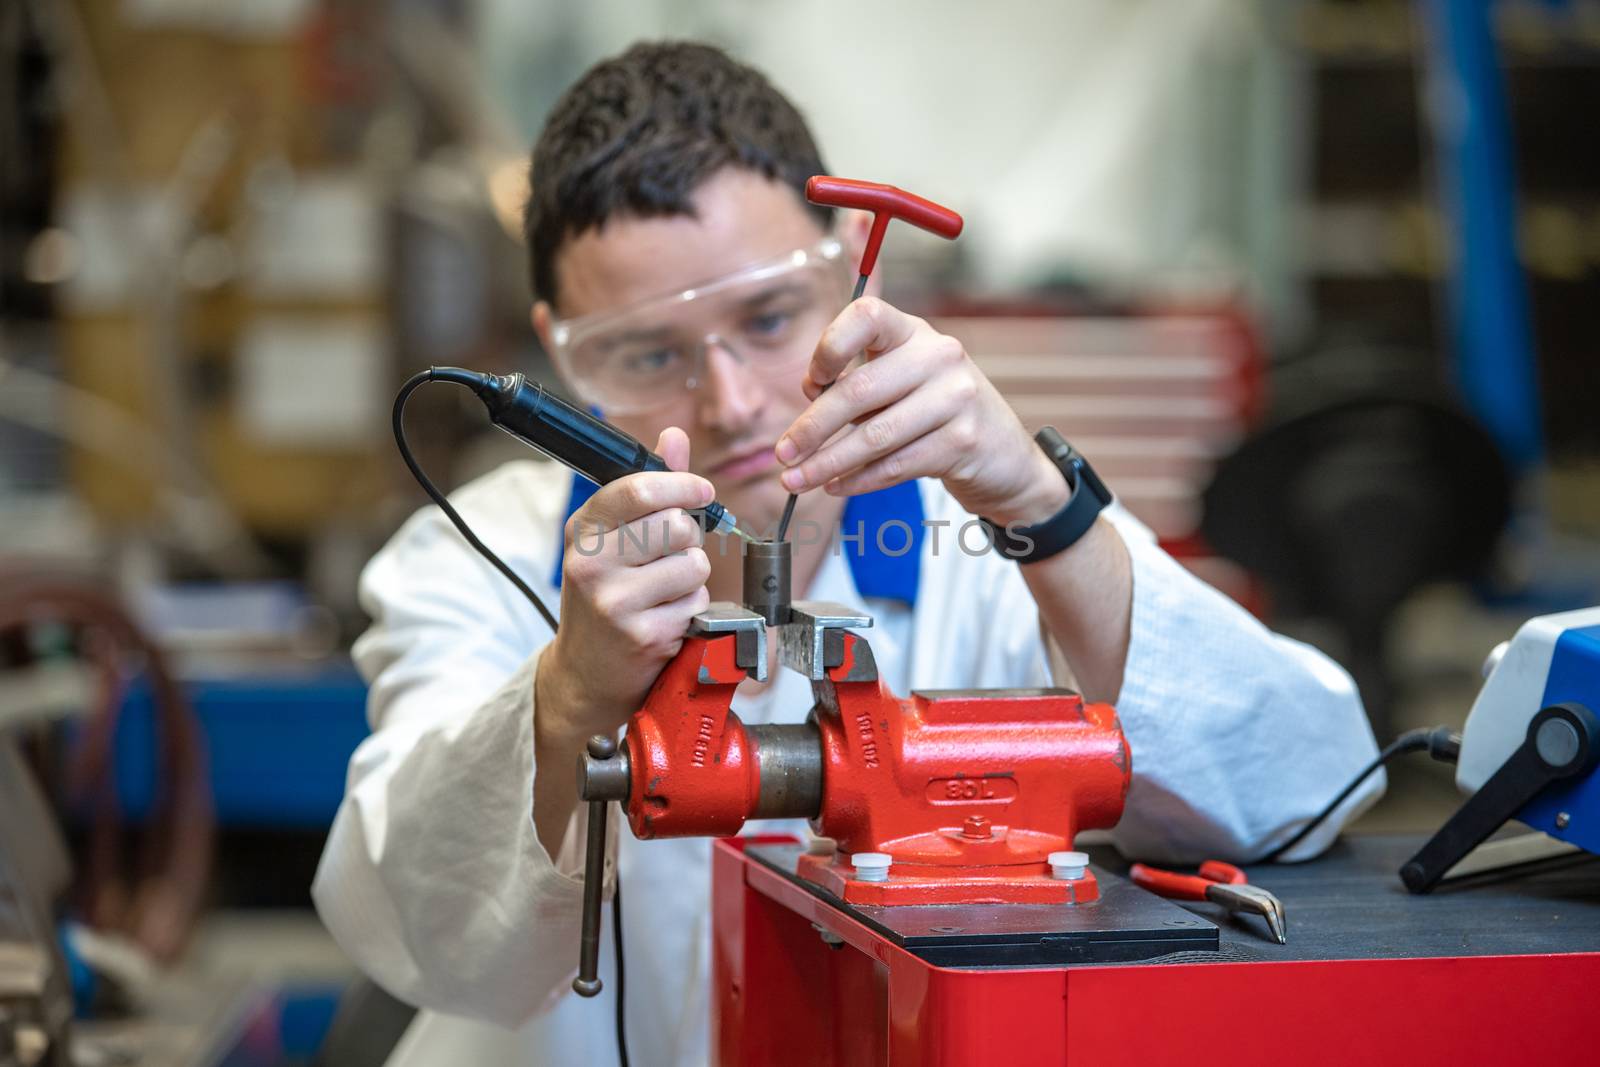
[740,539,792,627]
[572,538,1133,995]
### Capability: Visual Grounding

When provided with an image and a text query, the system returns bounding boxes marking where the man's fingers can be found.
[621,584,714,658]
[777,348,932,466]
[821,423,965,498]
[648,579,713,623]
[573,470,714,535]
[574,420,699,537]
[656,426,691,472]
[576,506,703,565]
[603,547,712,616]
[803,297,919,394]
[780,381,958,493]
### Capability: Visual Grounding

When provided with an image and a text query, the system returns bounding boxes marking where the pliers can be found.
[1129,860,1288,945]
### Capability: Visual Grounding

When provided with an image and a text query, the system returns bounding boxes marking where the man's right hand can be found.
[531,427,713,855]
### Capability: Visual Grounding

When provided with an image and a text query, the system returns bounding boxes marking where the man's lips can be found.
[707,444,779,482]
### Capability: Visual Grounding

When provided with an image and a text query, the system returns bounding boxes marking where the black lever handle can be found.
[1401,702,1599,893]
[573,734,630,997]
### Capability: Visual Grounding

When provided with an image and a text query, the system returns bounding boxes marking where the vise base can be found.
[795,850,1101,906]
[749,843,1217,967]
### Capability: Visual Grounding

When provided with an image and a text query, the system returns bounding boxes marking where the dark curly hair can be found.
[524,41,833,305]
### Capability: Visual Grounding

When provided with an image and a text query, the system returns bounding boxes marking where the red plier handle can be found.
[1130,860,1287,944]
[1128,860,1247,901]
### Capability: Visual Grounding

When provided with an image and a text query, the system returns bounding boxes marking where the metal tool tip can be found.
[714,509,757,542]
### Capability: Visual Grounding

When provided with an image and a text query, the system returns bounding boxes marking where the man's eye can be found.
[623,348,681,374]
[745,310,795,338]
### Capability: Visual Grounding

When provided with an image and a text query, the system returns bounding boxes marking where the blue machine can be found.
[1403,608,1600,891]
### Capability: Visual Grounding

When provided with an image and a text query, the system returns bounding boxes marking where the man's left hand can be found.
[775,296,1066,527]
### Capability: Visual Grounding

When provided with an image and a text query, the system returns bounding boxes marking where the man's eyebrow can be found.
[736,281,807,310]
[591,325,673,354]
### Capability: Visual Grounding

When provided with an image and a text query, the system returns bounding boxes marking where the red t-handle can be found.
[805,176,964,279]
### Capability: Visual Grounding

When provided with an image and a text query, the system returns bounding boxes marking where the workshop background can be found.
[3,0,1598,1062]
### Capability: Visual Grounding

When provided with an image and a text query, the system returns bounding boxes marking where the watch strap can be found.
[979,427,1111,564]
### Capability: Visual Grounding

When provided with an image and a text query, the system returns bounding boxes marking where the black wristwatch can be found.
[979,427,1112,564]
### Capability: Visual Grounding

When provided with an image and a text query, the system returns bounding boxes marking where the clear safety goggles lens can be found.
[549,238,849,415]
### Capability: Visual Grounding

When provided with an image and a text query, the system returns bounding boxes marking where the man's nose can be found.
[696,337,765,435]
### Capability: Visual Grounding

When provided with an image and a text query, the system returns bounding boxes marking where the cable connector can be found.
[425,365,492,388]
[1426,725,1463,763]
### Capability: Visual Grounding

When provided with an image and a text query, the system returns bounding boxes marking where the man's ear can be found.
[532,301,584,394]
[531,301,553,350]
[837,209,885,299]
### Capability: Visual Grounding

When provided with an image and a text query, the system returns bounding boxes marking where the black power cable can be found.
[393,370,558,632]
[1261,725,1462,863]
[613,885,629,1067]
[393,369,630,1067]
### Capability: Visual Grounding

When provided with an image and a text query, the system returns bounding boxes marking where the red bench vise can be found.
[570,543,1131,995]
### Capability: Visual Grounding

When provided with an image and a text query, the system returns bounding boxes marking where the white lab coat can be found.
[312,458,1382,1066]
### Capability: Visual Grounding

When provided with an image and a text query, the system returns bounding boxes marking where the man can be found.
[313,41,1382,1065]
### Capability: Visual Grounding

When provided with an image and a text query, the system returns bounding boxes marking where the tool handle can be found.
[805,176,963,277]
[1197,860,1247,885]
[805,177,964,239]
[462,370,732,534]
[477,372,652,484]
[1128,862,1212,901]
[572,736,618,997]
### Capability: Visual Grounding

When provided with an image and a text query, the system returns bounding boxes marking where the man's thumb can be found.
[655,426,691,472]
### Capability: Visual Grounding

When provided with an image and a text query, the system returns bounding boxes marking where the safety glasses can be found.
[548,238,850,415]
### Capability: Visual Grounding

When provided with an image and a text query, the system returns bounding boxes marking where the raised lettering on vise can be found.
[854,711,880,768]
[691,713,716,768]
[926,776,1020,804]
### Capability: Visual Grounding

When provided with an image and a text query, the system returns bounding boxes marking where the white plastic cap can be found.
[1048,850,1089,881]
[1482,640,1510,680]
[850,852,893,882]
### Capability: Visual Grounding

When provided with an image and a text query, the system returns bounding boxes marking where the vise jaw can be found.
[781,602,875,681]
[683,600,876,685]
[688,604,769,683]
